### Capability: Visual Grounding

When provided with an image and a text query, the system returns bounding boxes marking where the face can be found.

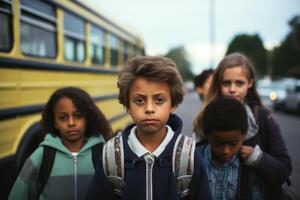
[128,77,175,137]
[221,67,253,104]
[208,130,243,165]
[196,74,213,100]
[54,97,86,147]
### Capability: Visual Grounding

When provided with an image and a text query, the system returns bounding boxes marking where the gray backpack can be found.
[102,132,195,198]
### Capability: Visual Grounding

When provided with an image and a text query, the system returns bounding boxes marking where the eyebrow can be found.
[56,110,80,115]
[133,92,167,97]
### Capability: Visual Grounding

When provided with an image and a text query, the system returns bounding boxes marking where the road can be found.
[175,92,300,195]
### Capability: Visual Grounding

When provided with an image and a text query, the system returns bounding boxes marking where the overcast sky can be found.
[89,0,299,74]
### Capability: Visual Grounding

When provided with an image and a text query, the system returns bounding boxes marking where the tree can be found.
[289,16,300,54]
[271,15,300,78]
[226,34,268,77]
[164,46,194,81]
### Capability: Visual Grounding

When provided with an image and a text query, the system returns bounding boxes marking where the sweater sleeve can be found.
[189,148,213,200]
[8,154,40,200]
[253,114,292,186]
[87,155,115,200]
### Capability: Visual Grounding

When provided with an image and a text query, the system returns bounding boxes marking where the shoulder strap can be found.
[92,143,104,169]
[102,133,196,198]
[253,106,270,151]
[239,106,269,199]
[102,132,124,196]
[172,134,195,198]
[37,146,56,198]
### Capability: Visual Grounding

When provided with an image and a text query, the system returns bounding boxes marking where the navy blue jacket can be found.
[246,106,292,199]
[197,106,292,200]
[87,114,212,200]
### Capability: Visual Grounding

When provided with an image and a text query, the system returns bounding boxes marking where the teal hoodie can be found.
[9,134,105,200]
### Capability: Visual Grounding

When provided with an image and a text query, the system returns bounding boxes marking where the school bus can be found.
[0,0,144,196]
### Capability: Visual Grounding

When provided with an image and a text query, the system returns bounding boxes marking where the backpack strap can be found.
[102,132,124,196]
[253,106,270,152]
[102,133,195,198]
[238,106,268,199]
[172,134,195,198]
[92,143,104,169]
[37,146,56,198]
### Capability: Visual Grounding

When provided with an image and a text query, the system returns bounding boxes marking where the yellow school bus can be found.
[0,0,144,195]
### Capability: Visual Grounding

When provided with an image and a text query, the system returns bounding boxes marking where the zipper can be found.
[144,153,154,200]
[73,155,78,200]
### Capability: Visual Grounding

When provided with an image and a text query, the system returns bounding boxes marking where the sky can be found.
[88,0,299,74]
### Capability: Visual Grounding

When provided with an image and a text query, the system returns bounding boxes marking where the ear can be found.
[170,106,176,113]
[126,107,131,115]
[195,86,203,95]
[248,79,254,88]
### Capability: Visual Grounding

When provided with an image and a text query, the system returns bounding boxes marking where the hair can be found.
[117,55,185,108]
[193,68,214,88]
[193,52,262,139]
[203,98,248,137]
[41,87,113,140]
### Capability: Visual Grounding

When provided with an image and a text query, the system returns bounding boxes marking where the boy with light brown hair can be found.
[87,55,212,200]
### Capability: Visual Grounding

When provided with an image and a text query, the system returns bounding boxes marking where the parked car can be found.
[257,80,273,107]
[271,78,296,110]
[257,78,296,110]
[284,80,300,113]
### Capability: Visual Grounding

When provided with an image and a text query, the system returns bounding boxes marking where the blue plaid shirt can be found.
[203,145,240,200]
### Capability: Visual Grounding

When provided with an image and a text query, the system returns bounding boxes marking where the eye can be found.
[74,113,83,119]
[58,115,67,121]
[230,142,239,147]
[222,80,231,86]
[213,141,224,147]
[155,96,166,104]
[236,80,245,86]
[135,97,144,105]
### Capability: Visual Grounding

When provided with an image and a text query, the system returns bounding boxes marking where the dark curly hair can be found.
[41,87,113,140]
[202,98,248,137]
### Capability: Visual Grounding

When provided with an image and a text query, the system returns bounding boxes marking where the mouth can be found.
[221,156,232,162]
[67,130,79,134]
[141,119,158,125]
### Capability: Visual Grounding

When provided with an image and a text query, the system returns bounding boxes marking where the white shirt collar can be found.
[128,125,174,157]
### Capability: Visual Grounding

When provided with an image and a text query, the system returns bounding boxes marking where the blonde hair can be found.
[193,52,262,140]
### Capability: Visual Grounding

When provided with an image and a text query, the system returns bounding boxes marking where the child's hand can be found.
[239,145,254,161]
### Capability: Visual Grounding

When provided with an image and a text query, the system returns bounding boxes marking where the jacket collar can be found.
[122,113,183,166]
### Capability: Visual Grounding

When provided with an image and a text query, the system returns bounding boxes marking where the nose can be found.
[68,116,75,126]
[222,145,231,155]
[145,101,155,114]
[229,84,236,93]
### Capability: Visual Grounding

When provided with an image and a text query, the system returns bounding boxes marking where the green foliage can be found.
[164,46,194,81]
[226,34,268,77]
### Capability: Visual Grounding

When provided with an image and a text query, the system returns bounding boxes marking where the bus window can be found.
[64,11,85,62]
[123,41,129,63]
[90,25,105,65]
[127,44,134,60]
[133,46,142,57]
[0,0,12,52]
[109,34,118,67]
[20,0,56,58]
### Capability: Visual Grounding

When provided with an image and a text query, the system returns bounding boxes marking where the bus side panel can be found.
[0,118,19,158]
[0,68,18,109]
